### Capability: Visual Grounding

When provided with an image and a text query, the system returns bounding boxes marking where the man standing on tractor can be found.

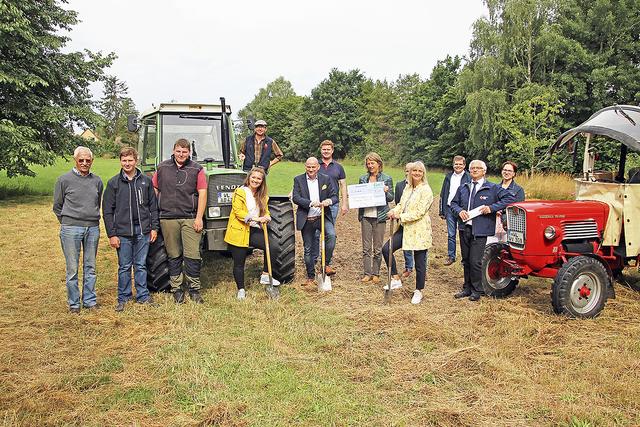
[152,139,207,304]
[53,146,103,313]
[238,119,284,174]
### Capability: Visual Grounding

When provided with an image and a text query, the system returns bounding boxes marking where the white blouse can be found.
[242,186,261,228]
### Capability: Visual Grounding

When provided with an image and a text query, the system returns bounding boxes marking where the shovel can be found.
[316,205,332,292]
[384,218,396,304]
[262,222,279,299]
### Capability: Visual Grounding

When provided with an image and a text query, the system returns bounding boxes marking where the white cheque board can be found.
[347,182,387,209]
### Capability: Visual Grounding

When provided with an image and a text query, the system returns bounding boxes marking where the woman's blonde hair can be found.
[364,152,383,173]
[409,161,428,188]
[243,167,268,215]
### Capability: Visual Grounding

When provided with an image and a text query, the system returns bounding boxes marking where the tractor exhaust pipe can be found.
[220,97,231,169]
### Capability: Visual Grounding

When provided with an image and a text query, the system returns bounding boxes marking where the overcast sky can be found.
[65,0,487,116]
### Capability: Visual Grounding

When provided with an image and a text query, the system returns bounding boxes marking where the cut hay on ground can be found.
[0,195,639,426]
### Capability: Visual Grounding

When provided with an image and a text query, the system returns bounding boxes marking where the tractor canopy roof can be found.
[140,103,232,118]
[551,105,640,153]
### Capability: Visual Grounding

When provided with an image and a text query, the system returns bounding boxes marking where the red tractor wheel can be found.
[481,243,519,298]
[552,256,609,318]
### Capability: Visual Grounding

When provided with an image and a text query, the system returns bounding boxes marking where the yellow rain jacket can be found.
[224,187,270,248]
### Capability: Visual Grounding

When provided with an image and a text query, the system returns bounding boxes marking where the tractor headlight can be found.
[208,207,221,218]
[544,226,556,240]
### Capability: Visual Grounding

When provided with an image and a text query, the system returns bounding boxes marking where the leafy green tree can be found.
[358,79,401,161]
[301,69,368,158]
[497,85,565,173]
[237,76,297,137]
[98,76,137,142]
[0,0,114,176]
[396,57,463,166]
[259,95,303,155]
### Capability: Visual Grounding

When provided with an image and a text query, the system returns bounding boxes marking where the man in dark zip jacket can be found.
[103,147,159,312]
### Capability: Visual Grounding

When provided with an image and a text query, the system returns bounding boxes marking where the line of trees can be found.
[237,0,640,173]
[0,1,139,177]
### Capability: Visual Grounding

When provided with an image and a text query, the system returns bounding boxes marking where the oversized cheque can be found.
[347,182,387,209]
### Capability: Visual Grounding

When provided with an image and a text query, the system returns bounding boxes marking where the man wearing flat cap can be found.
[239,119,284,174]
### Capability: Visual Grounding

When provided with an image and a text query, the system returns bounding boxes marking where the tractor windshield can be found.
[161,114,223,162]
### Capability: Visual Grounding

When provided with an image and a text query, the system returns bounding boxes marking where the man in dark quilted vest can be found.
[152,139,208,304]
[238,119,283,173]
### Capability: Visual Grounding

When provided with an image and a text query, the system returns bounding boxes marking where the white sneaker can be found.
[411,290,423,304]
[260,274,281,286]
[236,289,246,300]
[383,278,403,290]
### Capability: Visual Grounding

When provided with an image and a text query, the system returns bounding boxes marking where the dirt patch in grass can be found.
[0,196,639,426]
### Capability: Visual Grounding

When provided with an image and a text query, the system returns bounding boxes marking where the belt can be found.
[307,216,320,222]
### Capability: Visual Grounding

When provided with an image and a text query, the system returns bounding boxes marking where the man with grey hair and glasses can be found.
[450,160,514,301]
[53,146,104,313]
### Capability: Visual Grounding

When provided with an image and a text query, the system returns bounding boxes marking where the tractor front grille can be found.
[207,172,247,207]
[506,206,526,249]
[562,220,599,240]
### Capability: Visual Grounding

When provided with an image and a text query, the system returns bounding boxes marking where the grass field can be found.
[2,159,636,426]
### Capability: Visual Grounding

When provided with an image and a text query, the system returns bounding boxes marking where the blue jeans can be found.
[445,207,458,260]
[314,203,339,265]
[303,216,336,279]
[403,250,414,270]
[117,225,151,303]
[59,225,100,309]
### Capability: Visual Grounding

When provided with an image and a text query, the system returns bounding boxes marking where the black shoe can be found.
[173,290,185,304]
[189,290,204,304]
[115,301,126,312]
[69,307,80,314]
[468,293,481,302]
[454,291,472,299]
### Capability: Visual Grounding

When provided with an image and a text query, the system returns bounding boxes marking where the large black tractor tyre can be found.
[551,256,609,318]
[146,231,171,293]
[267,198,296,283]
[481,243,519,298]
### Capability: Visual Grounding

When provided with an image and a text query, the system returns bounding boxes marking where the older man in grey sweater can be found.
[53,146,104,313]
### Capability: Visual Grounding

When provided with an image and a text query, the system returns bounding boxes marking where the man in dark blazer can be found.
[439,155,471,266]
[450,159,514,301]
[292,157,339,286]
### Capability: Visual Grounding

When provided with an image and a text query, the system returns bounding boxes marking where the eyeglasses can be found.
[502,169,514,173]
[469,167,484,170]
[77,159,93,164]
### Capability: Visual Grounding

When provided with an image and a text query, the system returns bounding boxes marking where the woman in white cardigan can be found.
[382,161,433,304]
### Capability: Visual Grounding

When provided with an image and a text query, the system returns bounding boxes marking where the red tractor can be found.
[482,105,640,318]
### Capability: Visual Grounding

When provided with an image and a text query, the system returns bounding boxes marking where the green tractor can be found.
[128,99,296,291]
